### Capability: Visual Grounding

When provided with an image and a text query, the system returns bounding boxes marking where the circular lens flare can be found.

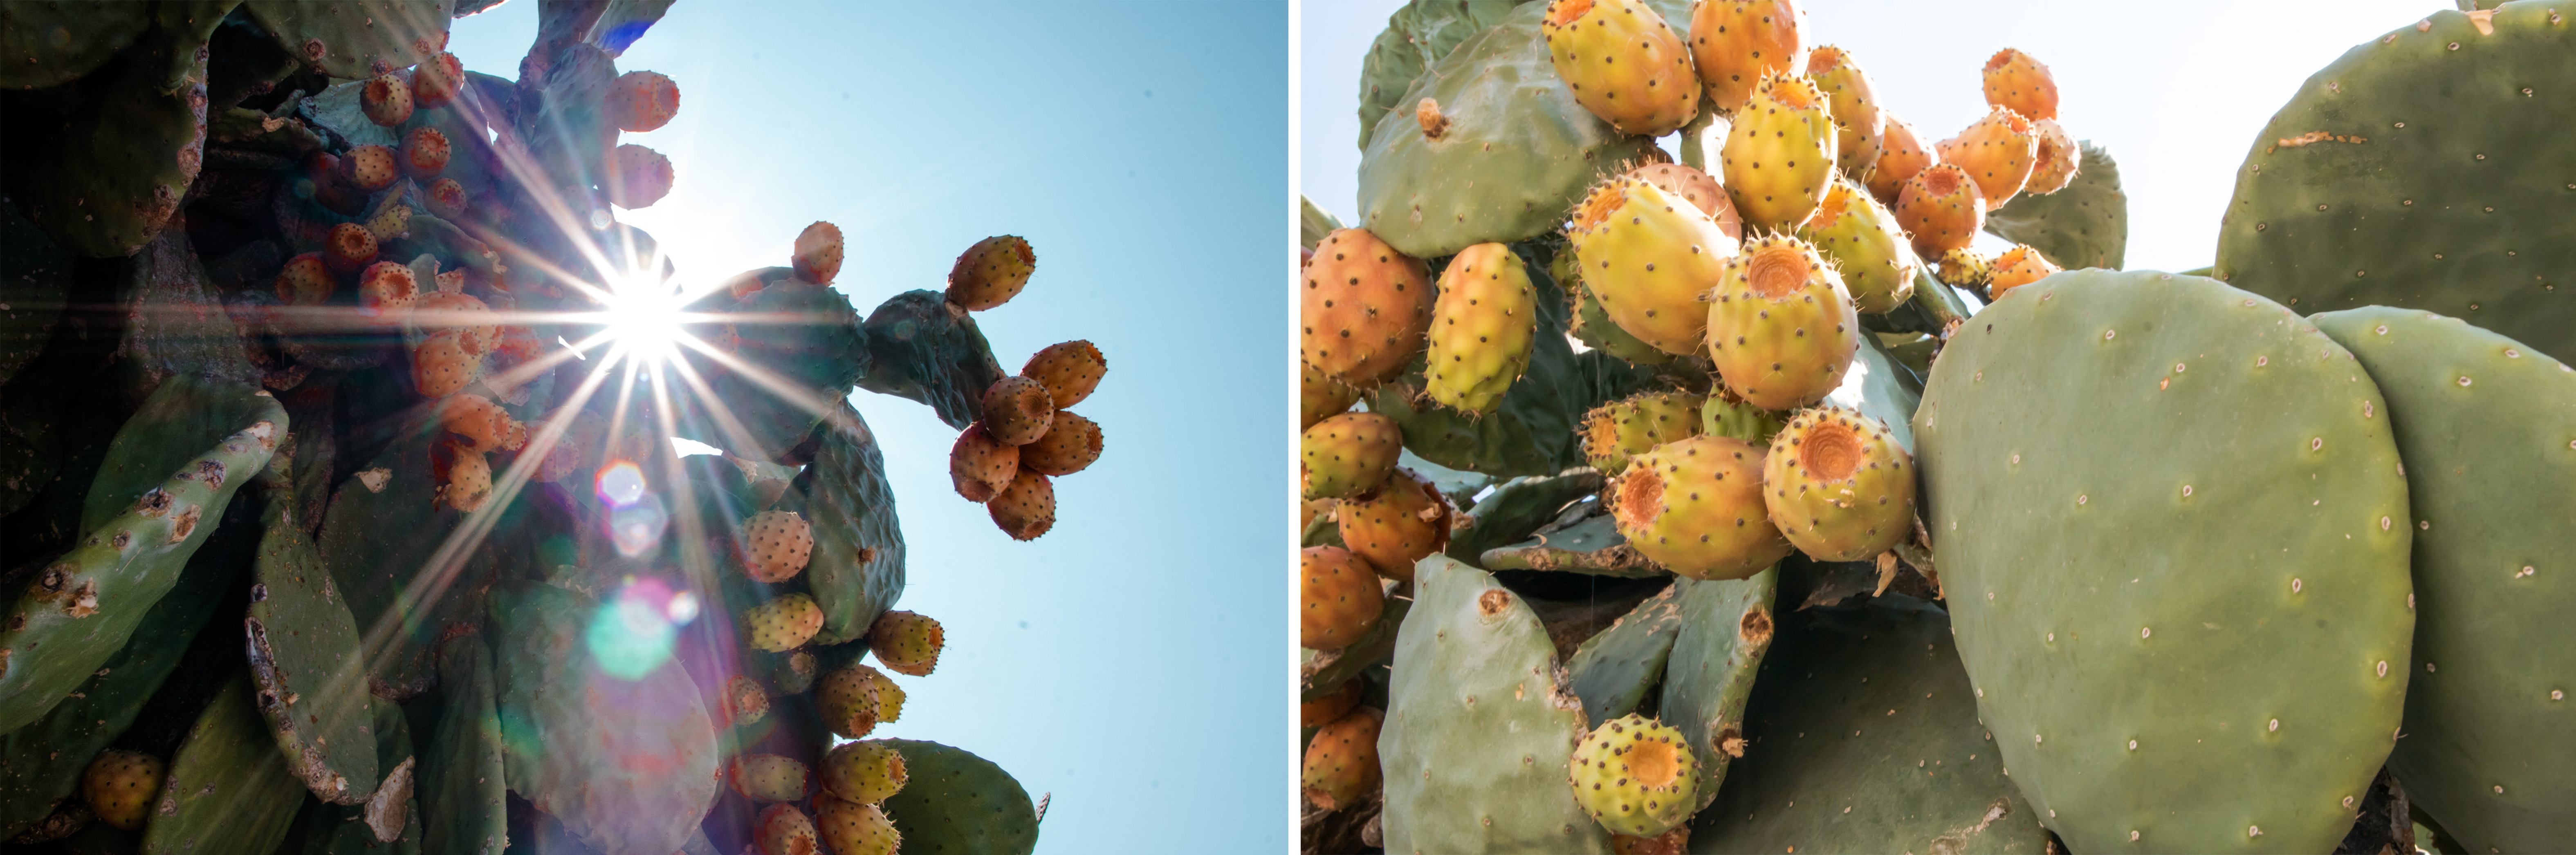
[607,493,669,557]
[595,461,647,507]
[585,575,681,680]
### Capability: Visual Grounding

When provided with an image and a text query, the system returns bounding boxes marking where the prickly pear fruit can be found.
[979,376,1055,446]
[416,291,494,351]
[946,235,1037,311]
[723,674,769,727]
[1613,827,1691,855]
[1762,407,1913,561]
[1986,244,2060,298]
[325,222,379,274]
[1864,115,1933,206]
[434,439,494,512]
[815,796,900,855]
[1569,714,1698,836]
[741,593,825,653]
[729,754,812,802]
[1581,391,1707,477]
[1569,177,1735,356]
[821,740,909,805]
[816,663,884,739]
[82,749,164,830]
[1301,412,1402,499]
[1302,228,1434,387]
[1794,179,1916,314]
[1019,410,1100,477]
[1722,72,1838,233]
[1613,435,1793,580]
[1981,48,2058,122]
[1706,235,1858,411]
[413,331,481,398]
[426,177,469,219]
[437,393,527,453]
[753,804,818,855]
[1689,0,1806,113]
[1627,162,1740,238]
[1022,340,1106,410]
[1336,468,1451,583]
[1424,243,1537,414]
[357,260,418,323]
[608,70,681,132]
[1300,362,1360,429]
[1301,498,1336,535]
[1302,706,1385,811]
[412,51,464,107]
[2022,118,2080,196]
[1701,390,1786,445]
[402,126,449,180]
[1936,107,2038,208]
[868,610,943,677]
[275,252,334,306]
[1894,162,1986,260]
[741,510,814,583]
[344,144,398,191]
[987,469,1055,540]
[1301,545,1385,652]
[860,665,905,723]
[1302,677,1362,728]
[608,144,673,208]
[792,221,842,285]
[1542,0,1701,137]
[1932,246,1993,292]
[366,199,413,243]
[1560,251,1674,366]
[361,73,413,126]
[1805,46,1884,181]
[773,649,819,695]
[949,425,1019,502]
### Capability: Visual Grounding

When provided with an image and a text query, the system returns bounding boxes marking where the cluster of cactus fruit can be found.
[1303,0,2572,853]
[0,2,1074,853]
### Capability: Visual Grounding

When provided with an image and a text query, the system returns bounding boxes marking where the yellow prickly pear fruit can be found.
[727,754,812,802]
[815,796,900,855]
[1933,246,1995,293]
[2024,118,2081,195]
[412,331,481,399]
[946,235,1035,311]
[1302,707,1385,811]
[1568,177,1737,356]
[1626,162,1740,238]
[82,749,164,830]
[821,740,909,805]
[1986,244,2062,299]
[860,665,906,723]
[1542,0,1701,137]
[1688,0,1806,113]
[753,805,818,855]
[1794,179,1918,314]
[1581,391,1706,477]
[1301,412,1402,500]
[1423,243,1537,414]
[740,510,814,583]
[816,663,883,739]
[1302,228,1434,388]
[1721,73,1838,233]
[1569,714,1699,836]
[1611,435,1793,580]
[1300,360,1360,430]
[1335,468,1452,584]
[1936,106,2039,208]
[868,610,944,677]
[436,392,527,453]
[1894,162,1987,260]
[741,593,824,653]
[433,439,494,513]
[1761,406,1915,561]
[1982,48,2059,122]
[1706,236,1858,411]
[1865,115,1935,207]
[1301,546,1385,652]
[1805,46,1884,184]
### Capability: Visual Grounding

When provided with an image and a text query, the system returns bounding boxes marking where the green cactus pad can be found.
[315,427,468,696]
[2310,307,2576,853]
[1689,600,2055,854]
[113,228,262,393]
[141,676,309,855]
[1301,195,1345,251]
[1443,469,1604,564]
[1985,142,2125,271]
[855,289,1006,431]
[1357,2,1660,260]
[0,376,282,734]
[1915,270,2413,853]
[1566,582,1684,725]
[1654,570,1775,814]
[1353,0,1526,149]
[784,403,904,647]
[1815,333,1924,454]
[1,7,218,259]
[876,739,1040,855]
[1380,555,1611,854]
[0,2,152,89]
[245,470,377,805]
[419,633,505,855]
[1480,508,1668,578]
[241,0,453,82]
[2217,3,2576,358]
[279,697,421,854]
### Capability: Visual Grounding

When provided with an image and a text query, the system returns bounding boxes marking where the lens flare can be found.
[584,576,683,680]
[608,493,669,557]
[595,460,647,506]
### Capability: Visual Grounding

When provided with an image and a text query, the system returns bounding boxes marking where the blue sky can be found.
[1299,0,2444,272]
[453,2,1288,850]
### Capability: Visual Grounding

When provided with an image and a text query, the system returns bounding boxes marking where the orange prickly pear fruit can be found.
[1689,0,1806,113]
[1894,162,1986,260]
[1865,115,1934,207]
[1300,546,1384,652]
[1542,0,1701,137]
[1986,244,2063,299]
[1301,228,1432,388]
[1806,46,1885,183]
[1936,106,2039,208]
[2024,118,2081,195]
[1982,48,2059,122]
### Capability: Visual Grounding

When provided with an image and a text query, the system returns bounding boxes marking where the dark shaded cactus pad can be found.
[141,676,310,855]
[419,633,507,855]
[245,468,377,805]
[877,739,1040,855]
[1984,142,2124,271]
[240,0,455,82]
[0,6,219,259]
[1916,270,2412,853]
[855,289,1005,431]
[785,403,905,646]
[0,2,154,89]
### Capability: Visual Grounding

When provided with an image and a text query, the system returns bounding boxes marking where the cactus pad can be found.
[245,470,378,804]
[141,677,306,855]
[1985,141,2124,271]
[1566,584,1685,725]
[876,739,1040,855]
[1652,570,1775,813]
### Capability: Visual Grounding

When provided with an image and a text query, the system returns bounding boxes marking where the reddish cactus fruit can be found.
[402,126,450,180]
[752,804,819,855]
[1894,162,1986,260]
[1018,410,1100,477]
[722,674,769,727]
[411,51,464,107]
[324,222,379,274]
[1865,115,1934,207]
[979,376,1056,445]
[1335,469,1451,583]
[945,235,1037,311]
[361,73,413,126]
[949,423,1020,502]
[606,144,673,208]
[1300,546,1384,652]
[437,393,527,453]
[814,797,899,855]
[1302,228,1433,387]
[412,331,481,398]
[816,664,883,739]
[1301,677,1363,728]
[1021,340,1106,410]
[343,145,399,191]
[608,70,681,132]
[424,177,469,219]
[358,260,419,323]
[987,469,1056,540]
[81,750,164,830]
[729,754,812,803]
[868,610,944,677]
[791,221,843,284]
[740,510,814,583]
[274,253,334,306]
[305,150,368,215]
[1982,48,2059,122]
[1301,707,1385,811]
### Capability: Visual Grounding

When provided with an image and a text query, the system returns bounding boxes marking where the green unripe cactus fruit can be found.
[81,749,164,830]
[1335,468,1452,583]
[1699,392,1785,446]
[1569,177,1737,356]
[822,740,910,806]
[741,593,825,653]
[1721,73,1838,233]
[1568,714,1697,837]
[1303,228,1435,387]
[1611,435,1793,580]
[1760,406,1914,561]
[1301,412,1403,500]
[815,796,900,855]
[1302,706,1385,811]
[1424,243,1538,414]
[1301,545,1386,652]
[1706,235,1859,411]
[1794,179,1916,314]
[1580,391,1706,477]
[728,754,812,803]
[868,610,944,677]
[1541,0,1701,137]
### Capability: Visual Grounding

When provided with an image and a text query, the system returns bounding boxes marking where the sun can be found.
[598,267,690,360]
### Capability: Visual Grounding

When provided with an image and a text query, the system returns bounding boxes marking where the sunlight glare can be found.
[600,267,689,360]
